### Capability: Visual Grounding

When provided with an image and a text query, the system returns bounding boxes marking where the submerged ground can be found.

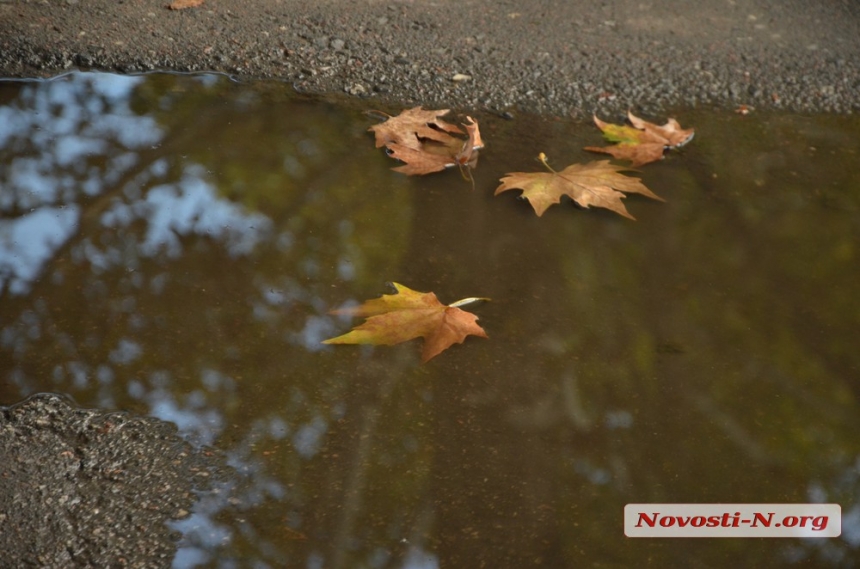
[2,1,860,568]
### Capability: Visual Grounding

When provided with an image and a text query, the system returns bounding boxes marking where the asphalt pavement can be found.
[1,0,859,114]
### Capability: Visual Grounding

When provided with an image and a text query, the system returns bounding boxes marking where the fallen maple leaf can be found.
[585,111,694,167]
[167,0,204,9]
[323,283,489,362]
[384,140,461,175]
[368,107,464,150]
[455,116,483,168]
[368,107,483,176]
[495,153,663,219]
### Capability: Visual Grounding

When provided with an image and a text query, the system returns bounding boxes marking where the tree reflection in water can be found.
[2,72,860,567]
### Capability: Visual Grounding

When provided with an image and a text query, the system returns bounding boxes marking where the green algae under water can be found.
[1,72,860,567]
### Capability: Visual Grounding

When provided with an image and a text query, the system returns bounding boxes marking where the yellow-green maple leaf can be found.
[323,283,488,362]
[585,111,694,167]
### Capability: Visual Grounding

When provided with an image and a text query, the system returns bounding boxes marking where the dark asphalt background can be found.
[1,395,224,568]
[1,1,859,567]
[1,0,859,114]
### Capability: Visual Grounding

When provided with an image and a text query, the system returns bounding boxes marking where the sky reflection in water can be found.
[1,72,860,568]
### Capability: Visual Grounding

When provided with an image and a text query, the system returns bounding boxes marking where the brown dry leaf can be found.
[385,142,459,175]
[323,282,488,363]
[495,153,663,219]
[455,116,483,168]
[585,111,694,167]
[368,107,464,151]
[369,108,484,176]
[167,0,204,9]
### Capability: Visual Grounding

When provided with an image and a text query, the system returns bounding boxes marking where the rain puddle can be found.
[1,72,859,567]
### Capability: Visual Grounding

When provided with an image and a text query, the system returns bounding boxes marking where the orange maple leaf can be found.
[585,111,694,167]
[384,141,461,175]
[368,106,464,150]
[368,107,483,176]
[323,283,488,362]
[495,153,663,219]
[455,116,483,168]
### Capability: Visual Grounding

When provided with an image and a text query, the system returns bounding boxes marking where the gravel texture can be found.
[1,0,859,115]
[0,394,223,568]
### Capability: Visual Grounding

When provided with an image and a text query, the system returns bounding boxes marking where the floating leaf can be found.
[495,153,662,219]
[368,107,483,176]
[323,283,488,362]
[585,111,694,166]
[368,107,463,150]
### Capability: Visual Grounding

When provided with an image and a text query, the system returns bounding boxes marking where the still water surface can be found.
[1,72,859,567]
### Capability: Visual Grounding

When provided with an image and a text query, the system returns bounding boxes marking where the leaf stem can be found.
[448,297,491,308]
[457,163,476,190]
[538,152,556,173]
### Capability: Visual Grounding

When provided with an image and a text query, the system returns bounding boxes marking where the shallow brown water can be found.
[1,72,859,567]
